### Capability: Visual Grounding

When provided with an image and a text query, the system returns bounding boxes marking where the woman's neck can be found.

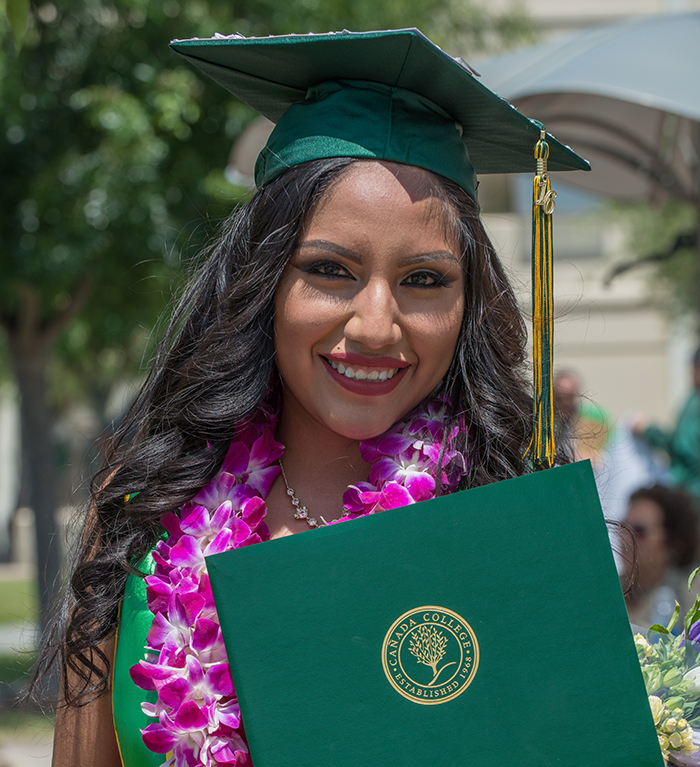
[264,402,371,538]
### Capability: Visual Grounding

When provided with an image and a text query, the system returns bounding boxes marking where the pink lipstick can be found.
[321,355,409,396]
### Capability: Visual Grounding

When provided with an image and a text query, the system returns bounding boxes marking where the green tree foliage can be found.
[614,201,698,320]
[5,0,29,48]
[0,0,530,628]
[2,0,531,409]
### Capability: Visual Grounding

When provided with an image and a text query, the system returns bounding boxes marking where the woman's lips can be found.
[321,356,409,396]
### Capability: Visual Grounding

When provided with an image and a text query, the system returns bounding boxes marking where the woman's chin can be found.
[323,413,406,442]
[337,426,391,441]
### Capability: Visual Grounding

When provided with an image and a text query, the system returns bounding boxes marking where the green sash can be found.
[112,552,163,767]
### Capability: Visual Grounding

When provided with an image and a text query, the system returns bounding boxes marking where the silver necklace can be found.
[278,461,323,528]
[278,461,349,529]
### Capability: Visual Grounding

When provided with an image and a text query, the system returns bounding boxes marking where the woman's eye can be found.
[402,270,450,288]
[298,260,353,279]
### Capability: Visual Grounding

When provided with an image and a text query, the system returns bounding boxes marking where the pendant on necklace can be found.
[278,461,348,528]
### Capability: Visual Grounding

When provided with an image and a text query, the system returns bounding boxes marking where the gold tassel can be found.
[526,127,557,468]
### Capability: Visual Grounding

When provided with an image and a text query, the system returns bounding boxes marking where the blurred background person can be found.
[633,347,700,499]
[622,484,700,629]
[554,369,612,469]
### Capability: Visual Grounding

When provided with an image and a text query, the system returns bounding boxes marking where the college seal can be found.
[381,605,479,705]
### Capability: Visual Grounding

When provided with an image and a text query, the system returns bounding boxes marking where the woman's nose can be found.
[344,280,402,349]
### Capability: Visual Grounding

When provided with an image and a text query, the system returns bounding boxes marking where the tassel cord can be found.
[525,130,557,469]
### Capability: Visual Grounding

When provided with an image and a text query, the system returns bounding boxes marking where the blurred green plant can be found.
[0,0,531,632]
[0,578,38,720]
[611,200,698,320]
[0,706,53,751]
[0,653,35,689]
[4,0,29,49]
[0,579,37,626]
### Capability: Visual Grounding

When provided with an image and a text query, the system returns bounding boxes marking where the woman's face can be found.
[274,161,465,442]
[625,497,669,589]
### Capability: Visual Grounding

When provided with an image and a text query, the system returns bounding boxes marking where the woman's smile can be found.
[324,351,408,381]
[274,160,465,441]
[322,353,409,396]
[327,360,401,381]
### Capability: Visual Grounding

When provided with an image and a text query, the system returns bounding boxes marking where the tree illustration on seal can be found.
[408,625,457,686]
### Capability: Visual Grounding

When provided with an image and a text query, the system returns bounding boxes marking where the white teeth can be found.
[327,359,400,382]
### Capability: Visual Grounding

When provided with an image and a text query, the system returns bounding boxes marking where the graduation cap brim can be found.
[169,28,590,176]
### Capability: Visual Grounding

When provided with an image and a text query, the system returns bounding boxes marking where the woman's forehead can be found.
[627,497,664,525]
[325,160,445,198]
[309,161,458,234]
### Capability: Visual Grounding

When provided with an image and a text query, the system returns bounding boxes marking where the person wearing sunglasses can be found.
[624,484,700,629]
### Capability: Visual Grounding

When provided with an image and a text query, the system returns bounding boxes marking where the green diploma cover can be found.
[207,461,663,766]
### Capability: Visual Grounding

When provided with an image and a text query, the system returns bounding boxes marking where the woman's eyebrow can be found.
[397,252,461,267]
[297,240,460,267]
[297,239,363,264]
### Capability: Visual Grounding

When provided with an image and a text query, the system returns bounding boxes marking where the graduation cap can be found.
[169,28,589,197]
[170,28,590,468]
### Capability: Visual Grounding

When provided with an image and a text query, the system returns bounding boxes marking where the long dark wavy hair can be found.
[34,156,556,707]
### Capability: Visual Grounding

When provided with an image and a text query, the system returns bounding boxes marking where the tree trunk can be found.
[1,279,92,636]
[7,336,61,634]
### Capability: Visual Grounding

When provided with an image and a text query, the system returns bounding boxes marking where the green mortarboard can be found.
[170,27,589,468]
[169,28,590,198]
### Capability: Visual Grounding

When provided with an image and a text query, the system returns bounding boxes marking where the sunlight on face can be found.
[274,161,465,442]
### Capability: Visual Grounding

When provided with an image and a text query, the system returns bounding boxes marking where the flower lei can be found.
[129,399,468,767]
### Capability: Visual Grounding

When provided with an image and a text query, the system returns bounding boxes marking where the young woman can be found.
[43,29,586,767]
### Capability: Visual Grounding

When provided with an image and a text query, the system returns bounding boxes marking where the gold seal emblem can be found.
[381,605,479,705]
